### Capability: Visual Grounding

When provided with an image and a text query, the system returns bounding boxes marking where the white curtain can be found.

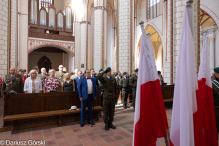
[66,7,71,29]
[30,0,37,24]
[40,9,46,26]
[58,13,63,29]
[49,8,55,27]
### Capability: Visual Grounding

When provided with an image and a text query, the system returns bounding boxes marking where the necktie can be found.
[87,78,90,80]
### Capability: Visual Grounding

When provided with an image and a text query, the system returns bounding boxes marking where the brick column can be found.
[93,0,107,71]
[0,0,8,78]
[118,0,133,73]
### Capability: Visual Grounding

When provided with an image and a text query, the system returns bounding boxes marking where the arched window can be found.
[40,8,47,26]
[57,11,64,29]
[49,7,55,28]
[65,6,72,30]
[30,0,37,24]
[39,0,53,12]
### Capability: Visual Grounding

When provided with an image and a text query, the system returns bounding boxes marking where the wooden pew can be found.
[3,90,102,133]
[161,84,174,103]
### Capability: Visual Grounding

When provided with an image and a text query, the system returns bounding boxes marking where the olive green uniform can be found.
[38,73,49,84]
[119,77,130,106]
[70,74,78,80]
[115,76,122,104]
[97,72,117,125]
[129,74,138,108]
[55,71,65,82]
[1,74,24,96]
[212,79,219,133]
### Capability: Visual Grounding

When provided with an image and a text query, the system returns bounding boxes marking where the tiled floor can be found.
[0,106,172,146]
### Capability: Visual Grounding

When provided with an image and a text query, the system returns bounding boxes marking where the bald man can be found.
[1,67,24,96]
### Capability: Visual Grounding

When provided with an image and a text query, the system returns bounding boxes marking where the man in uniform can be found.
[98,69,104,106]
[38,68,49,83]
[97,67,117,130]
[129,69,138,110]
[212,67,219,136]
[115,72,122,105]
[1,67,24,96]
[71,69,79,79]
[119,72,130,109]
[55,65,65,82]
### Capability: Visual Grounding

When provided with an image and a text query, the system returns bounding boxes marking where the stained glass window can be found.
[39,0,53,12]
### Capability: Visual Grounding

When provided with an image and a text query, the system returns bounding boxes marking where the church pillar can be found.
[93,0,107,71]
[80,0,89,72]
[205,26,217,73]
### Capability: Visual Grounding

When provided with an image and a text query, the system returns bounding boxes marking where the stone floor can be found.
[0,105,172,146]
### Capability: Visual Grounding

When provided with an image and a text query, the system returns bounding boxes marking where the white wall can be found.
[215,29,219,67]
[28,52,64,71]
[156,45,162,73]
[54,0,64,12]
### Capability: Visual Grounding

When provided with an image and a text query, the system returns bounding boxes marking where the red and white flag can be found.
[170,3,199,146]
[197,32,218,146]
[133,22,168,146]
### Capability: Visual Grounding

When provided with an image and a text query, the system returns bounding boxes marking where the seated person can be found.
[43,69,61,93]
[24,69,42,93]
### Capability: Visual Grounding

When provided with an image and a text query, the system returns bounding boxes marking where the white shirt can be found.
[24,77,42,93]
[86,77,93,94]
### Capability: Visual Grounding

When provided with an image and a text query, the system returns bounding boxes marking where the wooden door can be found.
[38,56,52,73]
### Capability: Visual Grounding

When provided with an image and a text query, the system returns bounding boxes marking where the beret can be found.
[135,68,138,72]
[99,68,102,72]
[115,72,118,76]
[106,67,111,71]
[123,72,127,75]
[214,67,219,73]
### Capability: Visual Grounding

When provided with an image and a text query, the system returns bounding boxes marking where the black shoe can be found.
[88,121,95,125]
[123,105,127,109]
[126,105,130,108]
[108,124,116,129]
[105,124,109,130]
[80,122,84,127]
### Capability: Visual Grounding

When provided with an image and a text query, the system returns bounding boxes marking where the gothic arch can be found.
[200,4,219,27]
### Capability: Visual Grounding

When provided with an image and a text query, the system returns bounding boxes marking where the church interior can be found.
[0,0,219,145]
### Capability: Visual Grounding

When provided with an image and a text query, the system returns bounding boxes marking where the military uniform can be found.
[119,76,130,107]
[115,76,122,104]
[70,74,78,80]
[38,73,49,84]
[1,74,24,95]
[97,72,117,126]
[129,74,138,109]
[213,78,219,134]
[55,71,65,82]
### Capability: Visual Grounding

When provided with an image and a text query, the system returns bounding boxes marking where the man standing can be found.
[98,68,104,106]
[71,69,79,79]
[90,68,99,88]
[74,71,83,91]
[55,65,64,82]
[97,67,117,130]
[119,72,130,109]
[129,69,138,110]
[33,66,40,74]
[78,70,97,127]
[212,67,219,136]
[38,68,49,83]
[115,72,122,105]
[1,67,24,96]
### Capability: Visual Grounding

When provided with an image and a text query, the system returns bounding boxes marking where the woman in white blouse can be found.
[24,69,43,93]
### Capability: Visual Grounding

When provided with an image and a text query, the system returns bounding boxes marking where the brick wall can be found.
[0,0,8,78]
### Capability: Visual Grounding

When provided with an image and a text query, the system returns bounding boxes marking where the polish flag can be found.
[170,3,200,146]
[132,21,168,146]
[197,33,218,146]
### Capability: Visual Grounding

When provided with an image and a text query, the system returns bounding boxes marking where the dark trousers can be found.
[103,98,115,125]
[80,94,93,122]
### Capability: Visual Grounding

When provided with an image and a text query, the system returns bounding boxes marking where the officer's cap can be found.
[214,67,219,73]
[99,68,102,72]
[123,72,127,75]
[135,68,138,72]
[115,72,118,76]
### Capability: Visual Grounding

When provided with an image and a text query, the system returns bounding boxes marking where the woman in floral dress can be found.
[43,69,61,93]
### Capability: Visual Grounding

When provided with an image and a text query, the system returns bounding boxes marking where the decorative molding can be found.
[80,21,91,25]
[28,37,75,57]
[93,6,107,11]
[107,2,113,17]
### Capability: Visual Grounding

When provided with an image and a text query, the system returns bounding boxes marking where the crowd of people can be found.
[0,65,167,130]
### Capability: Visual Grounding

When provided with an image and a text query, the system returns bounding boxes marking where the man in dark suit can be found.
[78,70,97,127]
[74,71,83,91]
[90,68,99,88]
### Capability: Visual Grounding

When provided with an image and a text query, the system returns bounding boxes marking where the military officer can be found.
[1,67,24,96]
[119,72,130,109]
[70,68,79,79]
[129,69,138,110]
[55,65,65,82]
[115,72,122,105]
[97,67,117,130]
[212,67,219,136]
[98,68,104,106]
[38,68,49,83]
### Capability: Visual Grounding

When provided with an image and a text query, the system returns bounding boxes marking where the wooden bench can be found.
[4,106,103,134]
[162,84,174,103]
[3,91,102,133]
[163,98,173,103]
